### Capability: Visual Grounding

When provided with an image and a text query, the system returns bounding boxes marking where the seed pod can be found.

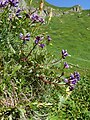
[39,0,44,12]
[48,8,53,22]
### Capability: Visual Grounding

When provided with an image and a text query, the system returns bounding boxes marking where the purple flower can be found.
[25,33,30,41]
[0,0,8,8]
[36,36,41,41]
[35,36,40,44]
[19,33,23,39]
[31,13,44,23]
[62,49,68,59]
[70,79,77,85]
[69,86,75,91]
[9,0,19,7]
[35,39,39,44]
[47,35,51,41]
[25,33,30,38]
[16,8,22,18]
[69,72,80,84]
[70,73,75,80]
[64,71,80,91]
[34,36,43,45]
[74,71,80,81]
[25,37,30,41]
[64,62,69,69]
[39,17,44,23]
[16,8,21,14]
[39,43,45,48]
[19,33,30,44]
[31,14,39,22]
[64,79,68,83]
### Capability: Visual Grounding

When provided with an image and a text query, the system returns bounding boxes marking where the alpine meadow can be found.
[0,0,90,119]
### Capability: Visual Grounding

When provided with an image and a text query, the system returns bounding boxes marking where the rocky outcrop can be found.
[71,5,82,12]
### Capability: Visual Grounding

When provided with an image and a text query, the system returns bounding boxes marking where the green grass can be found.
[54,77,90,120]
[40,3,90,119]
[27,1,90,118]
[1,0,90,119]
[47,11,90,70]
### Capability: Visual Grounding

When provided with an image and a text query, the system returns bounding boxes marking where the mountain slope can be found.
[48,10,90,69]
[25,0,90,76]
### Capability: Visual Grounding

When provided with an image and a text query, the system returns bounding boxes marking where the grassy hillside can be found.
[47,10,90,69]
[28,1,90,118]
[27,0,90,72]
[0,0,90,119]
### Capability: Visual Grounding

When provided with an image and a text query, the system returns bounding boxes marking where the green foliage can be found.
[60,77,90,120]
[0,1,89,119]
[0,2,74,119]
[47,11,90,69]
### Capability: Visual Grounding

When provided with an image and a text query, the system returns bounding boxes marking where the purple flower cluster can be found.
[39,43,45,48]
[64,62,69,69]
[0,0,19,8]
[47,35,51,42]
[64,71,80,91]
[62,49,68,59]
[19,33,30,44]
[34,35,52,48]
[0,0,8,8]
[31,13,44,23]
[34,36,45,48]
[35,36,42,44]
[16,8,22,18]
[9,0,19,7]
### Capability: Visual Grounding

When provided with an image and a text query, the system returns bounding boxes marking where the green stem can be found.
[25,44,37,59]
[38,75,65,86]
